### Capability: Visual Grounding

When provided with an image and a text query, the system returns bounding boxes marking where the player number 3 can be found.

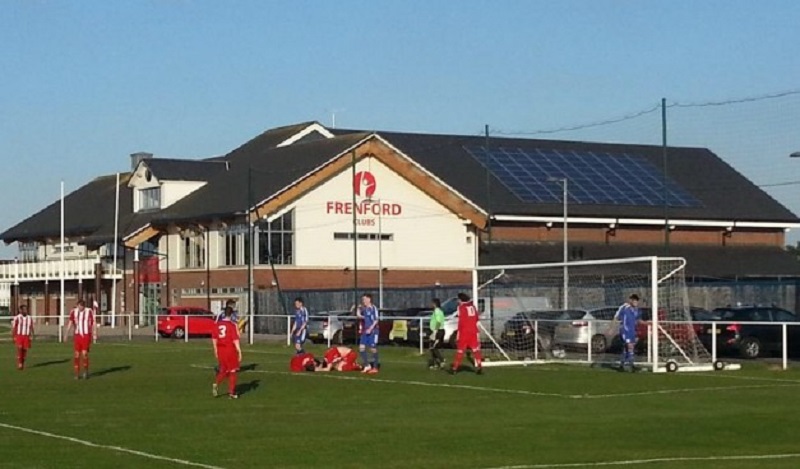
[218,325,227,339]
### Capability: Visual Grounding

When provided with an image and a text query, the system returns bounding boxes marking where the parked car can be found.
[384,307,429,344]
[501,310,563,353]
[306,310,351,344]
[553,307,621,354]
[635,306,714,354]
[157,306,216,339]
[699,306,800,359]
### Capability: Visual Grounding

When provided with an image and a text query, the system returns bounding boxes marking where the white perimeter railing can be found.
[1,315,797,370]
[0,259,123,283]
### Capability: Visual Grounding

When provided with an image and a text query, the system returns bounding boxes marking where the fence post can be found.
[286,315,291,347]
[327,315,332,348]
[128,314,132,341]
[184,314,188,343]
[587,320,593,363]
[155,316,158,342]
[534,320,538,361]
[419,318,424,355]
[711,321,717,364]
[647,324,652,365]
[782,322,788,371]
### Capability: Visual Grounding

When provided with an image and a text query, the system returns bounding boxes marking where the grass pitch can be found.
[2,341,800,469]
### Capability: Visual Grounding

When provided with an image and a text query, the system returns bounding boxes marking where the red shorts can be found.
[217,349,241,373]
[339,351,361,372]
[74,335,92,353]
[457,331,480,351]
[14,336,31,350]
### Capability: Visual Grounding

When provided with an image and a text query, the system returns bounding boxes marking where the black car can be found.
[500,311,562,355]
[698,306,800,359]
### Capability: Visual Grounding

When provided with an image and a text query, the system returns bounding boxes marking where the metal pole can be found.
[563,179,568,310]
[782,323,788,370]
[662,98,669,254]
[247,166,255,346]
[352,150,358,308]
[378,203,383,309]
[60,181,65,341]
[111,172,120,328]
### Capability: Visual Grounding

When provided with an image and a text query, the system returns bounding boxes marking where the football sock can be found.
[215,371,226,385]
[360,350,368,366]
[83,356,90,372]
[473,350,483,368]
[229,372,237,395]
[452,350,465,370]
[73,357,80,375]
[372,351,380,369]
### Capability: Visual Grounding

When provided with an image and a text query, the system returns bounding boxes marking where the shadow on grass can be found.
[237,379,261,396]
[31,359,70,368]
[240,363,258,372]
[90,365,132,378]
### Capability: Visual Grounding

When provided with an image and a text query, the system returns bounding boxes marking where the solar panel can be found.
[463,146,701,207]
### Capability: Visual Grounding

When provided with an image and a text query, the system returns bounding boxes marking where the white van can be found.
[439,296,551,346]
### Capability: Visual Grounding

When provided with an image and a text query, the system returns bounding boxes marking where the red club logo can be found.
[354,171,376,198]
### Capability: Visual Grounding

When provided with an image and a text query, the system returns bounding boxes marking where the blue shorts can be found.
[360,332,378,348]
[293,330,307,345]
[621,332,637,344]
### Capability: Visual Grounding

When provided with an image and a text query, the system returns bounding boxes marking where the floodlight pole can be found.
[662,98,670,254]
[550,177,569,309]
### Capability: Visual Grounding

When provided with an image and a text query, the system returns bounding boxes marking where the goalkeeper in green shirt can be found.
[427,298,447,369]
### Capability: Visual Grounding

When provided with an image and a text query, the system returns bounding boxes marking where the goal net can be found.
[473,256,719,373]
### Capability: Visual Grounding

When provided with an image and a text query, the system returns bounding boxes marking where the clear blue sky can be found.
[2,1,799,257]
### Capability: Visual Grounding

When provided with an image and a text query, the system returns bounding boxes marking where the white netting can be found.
[474,256,713,372]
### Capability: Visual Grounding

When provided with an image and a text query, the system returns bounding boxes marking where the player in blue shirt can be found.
[290,297,309,355]
[216,299,239,323]
[357,293,380,374]
[614,294,641,371]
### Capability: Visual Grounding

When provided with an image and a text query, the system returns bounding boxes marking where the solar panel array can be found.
[463,146,701,207]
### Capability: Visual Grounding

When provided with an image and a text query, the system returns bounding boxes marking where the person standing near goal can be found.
[449,293,483,375]
[290,297,309,355]
[212,306,242,399]
[67,299,97,380]
[614,294,641,371]
[357,293,380,374]
[427,298,446,369]
[12,304,34,370]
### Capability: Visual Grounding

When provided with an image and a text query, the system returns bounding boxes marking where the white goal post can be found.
[472,256,739,373]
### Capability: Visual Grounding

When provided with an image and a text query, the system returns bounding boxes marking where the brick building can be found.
[2,121,799,324]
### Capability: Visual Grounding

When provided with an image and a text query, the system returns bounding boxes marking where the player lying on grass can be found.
[288,347,361,372]
[289,351,317,372]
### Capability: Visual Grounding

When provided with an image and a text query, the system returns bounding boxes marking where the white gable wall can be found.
[161,181,207,209]
[283,157,475,270]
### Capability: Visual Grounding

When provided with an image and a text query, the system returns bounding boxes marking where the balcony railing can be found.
[0,259,123,283]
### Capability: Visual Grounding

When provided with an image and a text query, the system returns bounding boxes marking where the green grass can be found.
[2,341,800,469]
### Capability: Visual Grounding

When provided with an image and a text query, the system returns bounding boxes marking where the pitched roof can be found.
[480,242,800,278]
[0,173,138,245]
[363,130,798,223]
[221,121,321,162]
[151,132,372,224]
[143,159,228,181]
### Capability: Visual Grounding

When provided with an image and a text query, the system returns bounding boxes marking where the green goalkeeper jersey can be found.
[430,307,445,331]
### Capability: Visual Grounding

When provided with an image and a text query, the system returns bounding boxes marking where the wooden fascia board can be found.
[249,138,488,229]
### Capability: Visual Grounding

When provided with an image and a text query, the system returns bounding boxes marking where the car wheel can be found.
[740,337,761,359]
[333,330,343,345]
[590,334,607,354]
[172,327,185,340]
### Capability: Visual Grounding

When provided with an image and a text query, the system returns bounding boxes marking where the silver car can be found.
[306,310,351,344]
[552,307,620,354]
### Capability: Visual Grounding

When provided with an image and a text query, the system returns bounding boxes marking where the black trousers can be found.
[429,329,446,365]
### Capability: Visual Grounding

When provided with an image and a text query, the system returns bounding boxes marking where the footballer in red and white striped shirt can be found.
[67,299,97,380]
[12,305,34,370]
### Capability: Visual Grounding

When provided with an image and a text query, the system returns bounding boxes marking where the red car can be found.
[157,306,216,339]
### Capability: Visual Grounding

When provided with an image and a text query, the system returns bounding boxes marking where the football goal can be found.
[472,256,737,373]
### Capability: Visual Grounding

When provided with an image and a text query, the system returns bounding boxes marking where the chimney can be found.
[130,152,153,171]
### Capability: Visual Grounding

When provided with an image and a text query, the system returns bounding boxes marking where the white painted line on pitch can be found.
[483,452,800,468]
[694,372,800,384]
[190,365,568,398]
[191,364,800,400]
[0,422,226,469]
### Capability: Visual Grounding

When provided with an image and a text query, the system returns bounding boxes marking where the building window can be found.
[139,240,159,257]
[220,225,250,266]
[19,242,40,262]
[333,232,393,241]
[182,232,205,269]
[258,211,294,265]
[139,187,161,211]
[52,244,75,254]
